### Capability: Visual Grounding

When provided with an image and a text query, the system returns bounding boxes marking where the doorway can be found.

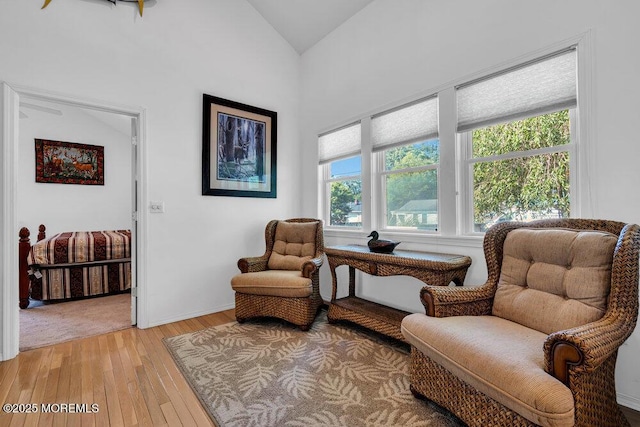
[1,82,147,360]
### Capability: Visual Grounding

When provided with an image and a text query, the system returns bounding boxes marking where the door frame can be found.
[0,82,148,360]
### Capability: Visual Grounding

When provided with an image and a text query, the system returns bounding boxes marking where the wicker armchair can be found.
[231,218,324,331]
[401,219,640,427]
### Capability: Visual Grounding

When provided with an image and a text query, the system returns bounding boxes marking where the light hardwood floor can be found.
[2,308,639,427]
[0,309,236,427]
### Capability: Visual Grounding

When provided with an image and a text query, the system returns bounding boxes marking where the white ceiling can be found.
[20,99,132,137]
[246,0,374,54]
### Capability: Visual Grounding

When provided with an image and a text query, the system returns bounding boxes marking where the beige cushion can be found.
[231,270,312,298]
[267,221,317,271]
[401,314,574,427]
[493,228,617,334]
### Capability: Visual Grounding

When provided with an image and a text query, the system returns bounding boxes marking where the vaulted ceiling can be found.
[246,0,374,54]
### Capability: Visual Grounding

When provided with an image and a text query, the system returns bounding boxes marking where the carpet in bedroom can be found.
[19,293,132,351]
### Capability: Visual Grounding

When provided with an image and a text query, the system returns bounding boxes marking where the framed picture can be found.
[202,94,277,198]
[35,139,104,185]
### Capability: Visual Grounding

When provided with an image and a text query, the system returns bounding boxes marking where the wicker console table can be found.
[325,245,472,342]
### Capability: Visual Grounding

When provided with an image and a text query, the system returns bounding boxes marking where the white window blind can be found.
[371,96,438,152]
[318,122,361,164]
[457,49,577,132]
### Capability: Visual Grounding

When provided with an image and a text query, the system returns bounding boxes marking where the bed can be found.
[18,224,131,309]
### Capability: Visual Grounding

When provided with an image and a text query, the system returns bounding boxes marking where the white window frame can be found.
[317,33,592,241]
[375,143,440,233]
[320,158,363,229]
[458,109,578,234]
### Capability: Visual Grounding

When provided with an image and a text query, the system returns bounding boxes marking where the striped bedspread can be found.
[26,230,131,301]
[28,230,131,266]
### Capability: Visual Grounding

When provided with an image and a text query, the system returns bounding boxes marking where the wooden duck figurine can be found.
[367,231,400,253]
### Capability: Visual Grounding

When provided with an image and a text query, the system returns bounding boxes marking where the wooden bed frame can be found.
[18,225,45,309]
[18,224,131,309]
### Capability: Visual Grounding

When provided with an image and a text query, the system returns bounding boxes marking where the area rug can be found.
[164,311,464,427]
[20,293,132,351]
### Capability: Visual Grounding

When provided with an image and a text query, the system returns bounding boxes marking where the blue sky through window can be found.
[331,155,361,178]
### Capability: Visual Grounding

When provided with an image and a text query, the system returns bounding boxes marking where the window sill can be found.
[323,228,484,249]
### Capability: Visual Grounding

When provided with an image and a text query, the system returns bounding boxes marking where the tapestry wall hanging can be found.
[202,94,277,198]
[35,139,105,185]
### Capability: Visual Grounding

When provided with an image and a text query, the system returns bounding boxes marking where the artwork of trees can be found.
[217,113,266,183]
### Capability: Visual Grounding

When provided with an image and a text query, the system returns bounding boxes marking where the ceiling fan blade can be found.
[41,0,52,9]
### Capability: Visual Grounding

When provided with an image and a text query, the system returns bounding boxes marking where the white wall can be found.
[18,103,131,236]
[300,0,640,410]
[0,0,301,331]
[2,0,639,409]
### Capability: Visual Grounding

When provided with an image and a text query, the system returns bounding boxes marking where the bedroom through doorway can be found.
[16,97,138,351]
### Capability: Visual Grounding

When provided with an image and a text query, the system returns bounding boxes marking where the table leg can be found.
[451,269,468,286]
[329,261,339,301]
[348,266,356,297]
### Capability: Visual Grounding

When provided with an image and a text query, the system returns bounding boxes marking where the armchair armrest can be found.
[237,255,269,273]
[420,281,496,317]
[544,312,636,385]
[301,256,324,278]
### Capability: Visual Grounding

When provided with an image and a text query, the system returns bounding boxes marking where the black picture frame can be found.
[202,94,277,198]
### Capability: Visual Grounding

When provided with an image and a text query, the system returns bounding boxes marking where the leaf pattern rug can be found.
[163,310,464,427]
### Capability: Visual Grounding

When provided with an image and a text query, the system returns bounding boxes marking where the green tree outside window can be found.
[472,110,570,231]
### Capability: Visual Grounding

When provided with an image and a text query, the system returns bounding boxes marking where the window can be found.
[318,123,362,227]
[382,140,439,230]
[457,49,577,232]
[466,110,572,231]
[318,44,582,237]
[371,97,440,231]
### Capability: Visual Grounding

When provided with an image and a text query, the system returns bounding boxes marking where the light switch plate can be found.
[149,201,164,213]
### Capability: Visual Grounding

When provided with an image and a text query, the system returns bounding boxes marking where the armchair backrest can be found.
[493,227,617,334]
[267,218,323,271]
[485,219,639,336]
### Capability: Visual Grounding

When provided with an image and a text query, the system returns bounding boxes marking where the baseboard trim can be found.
[147,302,330,330]
[145,303,236,329]
[618,392,640,412]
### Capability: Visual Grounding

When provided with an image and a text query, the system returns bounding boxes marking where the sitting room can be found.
[1,1,639,426]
